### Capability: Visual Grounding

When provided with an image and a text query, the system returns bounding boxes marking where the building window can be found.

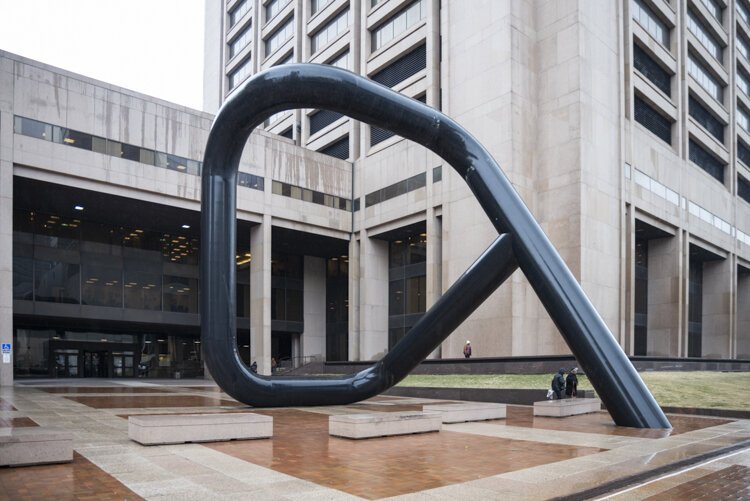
[238,172,265,191]
[280,127,293,139]
[230,0,250,28]
[229,23,253,60]
[371,0,426,51]
[739,34,750,60]
[738,106,750,132]
[312,0,334,15]
[327,50,350,70]
[265,110,291,127]
[433,165,442,183]
[266,0,292,22]
[13,116,201,176]
[634,95,672,144]
[318,135,349,160]
[365,172,426,207]
[272,180,351,209]
[371,43,426,88]
[689,138,724,182]
[698,0,722,22]
[688,95,724,142]
[739,0,750,24]
[738,70,750,96]
[688,258,702,358]
[633,44,671,96]
[265,17,294,56]
[326,257,348,361]
[229,57,253,89]
[309,109,344,135]
[371,125,395,146]
[739,176,750,203]
[687,10,722,61]
[311,8,351,53]
[634,238,648,356]
[738,141,750,166]
[271,252,304,323]
[688,55,722,101]
[632,0,669,47]
[388,230,426,350]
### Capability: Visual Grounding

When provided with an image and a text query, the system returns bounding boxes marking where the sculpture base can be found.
[329,411,442,439]
[424,402,507,423]
[128,412,272,445]
[533,398,601,417]
[0,428,73,466]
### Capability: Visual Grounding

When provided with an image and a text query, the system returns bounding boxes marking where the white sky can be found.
[0,0,205,110]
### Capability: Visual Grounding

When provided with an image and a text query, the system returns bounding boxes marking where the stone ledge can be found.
[128,412,272,445]
[329,411,442,439]
[0,427,73,467]
[424,402,507,423]
[533,397,602,417]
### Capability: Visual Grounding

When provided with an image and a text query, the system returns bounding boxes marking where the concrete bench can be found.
[533,397,601,417]
[0,428,73,467]
[128,412,272,445]
[424,402,507,423]
[329,411,442,439]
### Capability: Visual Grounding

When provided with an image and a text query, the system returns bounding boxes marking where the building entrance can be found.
[83,350,109,377]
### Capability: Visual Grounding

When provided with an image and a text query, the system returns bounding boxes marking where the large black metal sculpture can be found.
[201,64,671,429]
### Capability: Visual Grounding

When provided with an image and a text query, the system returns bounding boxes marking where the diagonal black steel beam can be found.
[201,63,671,429]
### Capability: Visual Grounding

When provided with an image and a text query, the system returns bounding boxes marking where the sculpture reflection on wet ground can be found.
[201,64,671,429]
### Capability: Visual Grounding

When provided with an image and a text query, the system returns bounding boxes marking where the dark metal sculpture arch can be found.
[201,64,671,429]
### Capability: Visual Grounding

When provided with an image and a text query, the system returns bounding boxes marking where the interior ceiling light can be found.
[181,224,190,229]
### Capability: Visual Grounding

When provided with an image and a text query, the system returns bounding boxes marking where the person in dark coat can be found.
[551,368,565,400]
[565,367,579,398]
[463,340,472,358]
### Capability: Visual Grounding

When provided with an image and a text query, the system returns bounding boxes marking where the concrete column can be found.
[358,231,388,360]
[302,255,326,360]
[702,258,732,358]
[646,235,681,356]
[425,209,442,359]
[737,269,750,358]
[250,216,272,375]
[0,111,13,387]
[348,237,360,361]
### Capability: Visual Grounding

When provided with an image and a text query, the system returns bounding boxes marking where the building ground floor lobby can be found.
[1,378,749,499]
[4,173,750,387]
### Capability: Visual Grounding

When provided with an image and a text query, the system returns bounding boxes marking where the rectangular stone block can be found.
[128,412,272,445]
[533,398,601,417]
[424,402,507,423]
[0,428,73,466]
[329,411,442,439]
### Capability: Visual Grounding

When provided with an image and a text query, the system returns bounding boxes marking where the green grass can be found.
[396,372,750,411]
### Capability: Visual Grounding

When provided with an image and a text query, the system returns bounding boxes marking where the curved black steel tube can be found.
[201,63,671,429]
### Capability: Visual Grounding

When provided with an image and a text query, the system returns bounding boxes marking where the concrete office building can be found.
[203,0,750,364]
[2,0,750,387]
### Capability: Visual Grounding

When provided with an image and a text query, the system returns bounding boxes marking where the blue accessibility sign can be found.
[1,343,10,352]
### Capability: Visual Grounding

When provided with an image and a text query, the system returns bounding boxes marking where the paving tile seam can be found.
[547,439,750,501]
[442,422,645,449]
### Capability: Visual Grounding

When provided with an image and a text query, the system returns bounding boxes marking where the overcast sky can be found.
[0,0,205,110]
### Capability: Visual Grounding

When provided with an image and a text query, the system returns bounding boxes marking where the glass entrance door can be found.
[54,349,79,377]
[112,352,134,377]
[83,350,109,377]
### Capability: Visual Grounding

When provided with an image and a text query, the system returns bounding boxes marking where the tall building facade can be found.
[204,0,750,362]
[2,0,750,387]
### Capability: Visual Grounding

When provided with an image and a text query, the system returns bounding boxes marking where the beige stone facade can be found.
[2,0,750,388]
[203,0,750,362]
